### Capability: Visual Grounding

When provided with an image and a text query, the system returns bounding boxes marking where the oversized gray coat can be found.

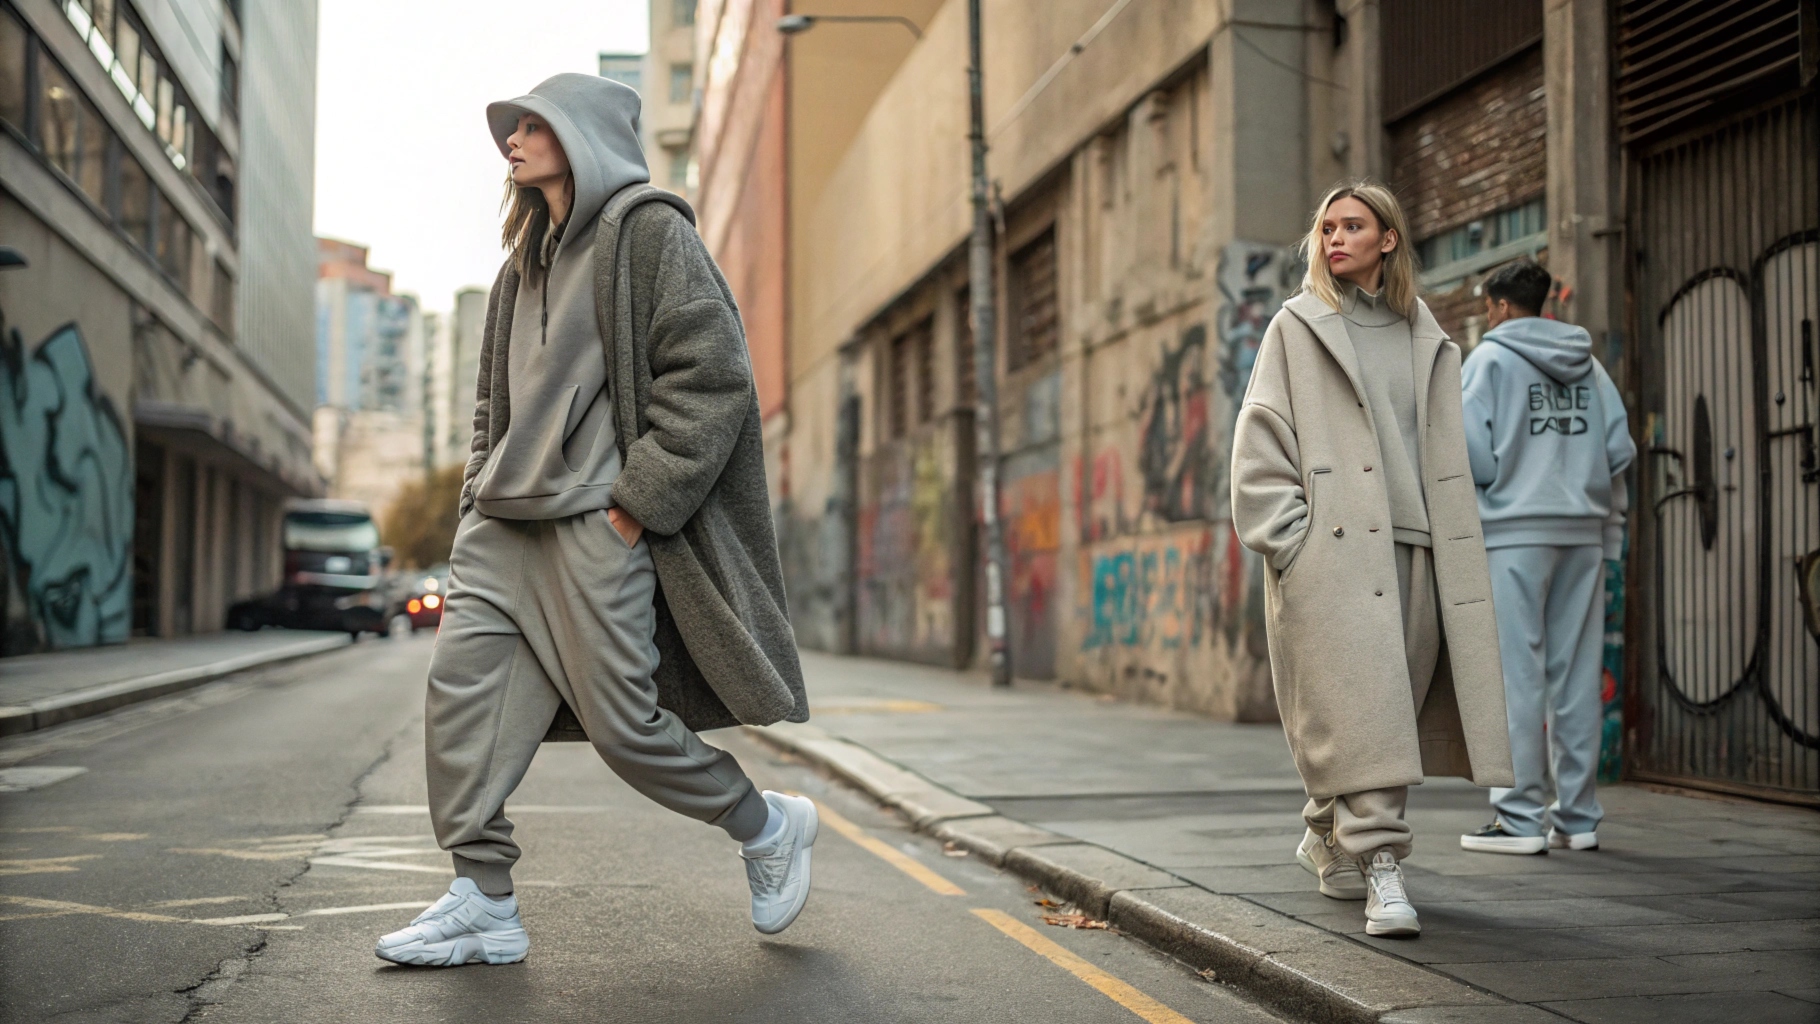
[460,184,809,732]
[1231,292,1513,800]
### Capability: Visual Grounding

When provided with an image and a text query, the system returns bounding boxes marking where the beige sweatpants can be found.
[1303,543,1441,861]
[425,508,769,896]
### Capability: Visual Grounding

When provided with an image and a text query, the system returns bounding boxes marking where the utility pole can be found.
[967,0,1012,687]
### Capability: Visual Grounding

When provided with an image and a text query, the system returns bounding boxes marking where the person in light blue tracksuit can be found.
[1457,259,1635,856]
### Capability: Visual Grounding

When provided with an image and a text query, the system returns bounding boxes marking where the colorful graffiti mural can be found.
[1599,546,1627,784]
[1082,527,1215,652]
[1003,445,1060,679]
[1137,324,1212,522]
[856,435,955,661]
[1213,241,1300,512]
[0,311,132,653]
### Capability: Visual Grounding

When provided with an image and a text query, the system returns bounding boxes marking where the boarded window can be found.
[1008,228,1059,371]
[913,317,935,424]
[889,330,911,439]
[1380,0,1542,122]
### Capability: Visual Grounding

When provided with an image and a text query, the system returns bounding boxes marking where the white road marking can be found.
[307,855,447,874]
[0,767,88,792]
[0,854,101,876]
[191,901,433,926]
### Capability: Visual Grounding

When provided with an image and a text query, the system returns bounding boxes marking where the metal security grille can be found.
[1631,91,1819,801]
[1615,0,1812,143]
[1008,228,1058,371]
[1379,0,1543,122]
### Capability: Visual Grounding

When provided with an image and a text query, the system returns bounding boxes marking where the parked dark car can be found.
[227,500,402,637]
[400,563,450,632]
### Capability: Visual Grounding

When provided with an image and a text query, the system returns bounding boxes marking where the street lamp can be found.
[775,14,922,39]
[778,6,1013,687]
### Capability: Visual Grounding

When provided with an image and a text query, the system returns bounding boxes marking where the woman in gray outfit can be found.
[1231,182,1513,938]
[374,73,816,967]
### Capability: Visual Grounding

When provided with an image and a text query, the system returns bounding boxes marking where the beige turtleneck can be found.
[1340,283,1429,546]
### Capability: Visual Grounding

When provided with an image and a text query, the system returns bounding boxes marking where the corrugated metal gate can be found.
[1628,91,1819,801]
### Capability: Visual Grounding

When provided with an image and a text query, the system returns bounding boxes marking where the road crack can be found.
[174,717,414,1020]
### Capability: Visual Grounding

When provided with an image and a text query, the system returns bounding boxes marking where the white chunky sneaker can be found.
[1548,827,1599,850]
[1363,850,1420,938]
[1460,820,1547,855]
[374,877,528,966]
[1295,828,1367,900]
[741,792,818,935]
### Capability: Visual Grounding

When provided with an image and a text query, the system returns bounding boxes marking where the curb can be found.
[746,721,1551,1024]
[0,634,353,737]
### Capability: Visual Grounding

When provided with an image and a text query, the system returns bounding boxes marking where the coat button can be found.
[1363,465,1373,472]
[1375,589,1384,596]
[1333,527,1344,537]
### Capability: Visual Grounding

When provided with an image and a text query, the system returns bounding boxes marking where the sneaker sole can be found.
[1549,832,1600,850]
[375,928,529,967]
[1365,915,1421,938]
[754,802,818,935]
[1460,836,1547,855]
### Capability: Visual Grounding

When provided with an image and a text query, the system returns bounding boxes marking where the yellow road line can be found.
[971,908,1197,1024]
[811,800,966,896]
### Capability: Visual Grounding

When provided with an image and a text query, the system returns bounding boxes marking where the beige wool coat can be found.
[1231,291,1514,800]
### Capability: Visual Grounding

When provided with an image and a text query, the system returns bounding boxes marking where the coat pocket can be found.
[1280,467,1329,584]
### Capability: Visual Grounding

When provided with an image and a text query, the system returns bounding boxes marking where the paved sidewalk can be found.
[765,651,1820,1024]
[0,629,350,735]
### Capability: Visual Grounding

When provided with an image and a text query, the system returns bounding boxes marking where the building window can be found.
[673,0,696,27]
[889,330,911,439]
[38,55,110,209]
[117,149,152,248]
[0,5,27,131]
[598,53,642,93]
[212,259,235,334]
[668,150,688,189]
[56,0,229,221]
[669,63,693,104]
[1415,197,1546,288]
[1007,228,1059,371]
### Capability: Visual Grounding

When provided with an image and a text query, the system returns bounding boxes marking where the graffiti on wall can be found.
[856,436,954,659]
[1082,527,1214,651]
[1213,241,1300,512]
[0,311,132,653]
[1137,324,1212,522]
[1003,445,1060,679]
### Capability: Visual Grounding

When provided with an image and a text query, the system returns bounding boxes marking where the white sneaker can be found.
[1548,827,1599,850]
[1460,820,1547,855]
[1363,850,1420,938]
[1295,828,1366,900]
[374,877,528,966]
[741,792,818,935]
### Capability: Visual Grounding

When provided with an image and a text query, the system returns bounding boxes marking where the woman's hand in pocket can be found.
[607,507,644,548]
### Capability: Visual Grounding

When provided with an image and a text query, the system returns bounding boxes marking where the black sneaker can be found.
[1459,820,1547,855]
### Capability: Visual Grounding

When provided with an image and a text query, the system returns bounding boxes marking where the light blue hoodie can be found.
[1461,317,1636,556]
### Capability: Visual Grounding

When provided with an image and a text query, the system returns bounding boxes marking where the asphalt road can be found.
[0,634,1289,1024]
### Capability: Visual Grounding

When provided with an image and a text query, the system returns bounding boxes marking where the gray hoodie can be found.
[1461,317,1636,556]
[470,73,652,519]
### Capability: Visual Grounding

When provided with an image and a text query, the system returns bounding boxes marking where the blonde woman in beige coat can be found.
[1231,182,1514,937]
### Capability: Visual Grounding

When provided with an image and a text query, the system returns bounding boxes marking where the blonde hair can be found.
[499,172,573,277]
[1298,180,1420,320]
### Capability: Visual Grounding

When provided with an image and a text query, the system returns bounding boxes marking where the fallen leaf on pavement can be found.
[942,842,969,858]
[1198,968,1219,982]
[1033,897,1062,908]
[1041,916,1106,931]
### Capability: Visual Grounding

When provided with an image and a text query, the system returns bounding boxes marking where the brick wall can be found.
[1388,46,1547,340]
[1389,46,1546,243]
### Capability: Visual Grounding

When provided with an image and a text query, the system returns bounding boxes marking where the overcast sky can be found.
[312,0,649,315]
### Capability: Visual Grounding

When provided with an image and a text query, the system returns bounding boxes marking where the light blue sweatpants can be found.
[1486,544,1607,838]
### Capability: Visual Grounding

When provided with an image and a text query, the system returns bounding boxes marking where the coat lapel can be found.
[1409,298,1447,453]
[1284,292,1370,411]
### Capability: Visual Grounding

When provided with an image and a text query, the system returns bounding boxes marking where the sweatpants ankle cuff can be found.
[717,787,770,844]
[452,855,515,896]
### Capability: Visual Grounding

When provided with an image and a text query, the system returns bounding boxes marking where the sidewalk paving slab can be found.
[0,629,352,735]
[751,650,1820,1024]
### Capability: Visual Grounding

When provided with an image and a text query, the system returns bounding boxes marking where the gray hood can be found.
[1480,316,1593,384]
[487,73,649,250]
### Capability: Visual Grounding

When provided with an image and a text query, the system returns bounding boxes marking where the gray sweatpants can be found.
[1304,543,1441,861]
[1486,544,1606,838]
[426,509,769,896]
